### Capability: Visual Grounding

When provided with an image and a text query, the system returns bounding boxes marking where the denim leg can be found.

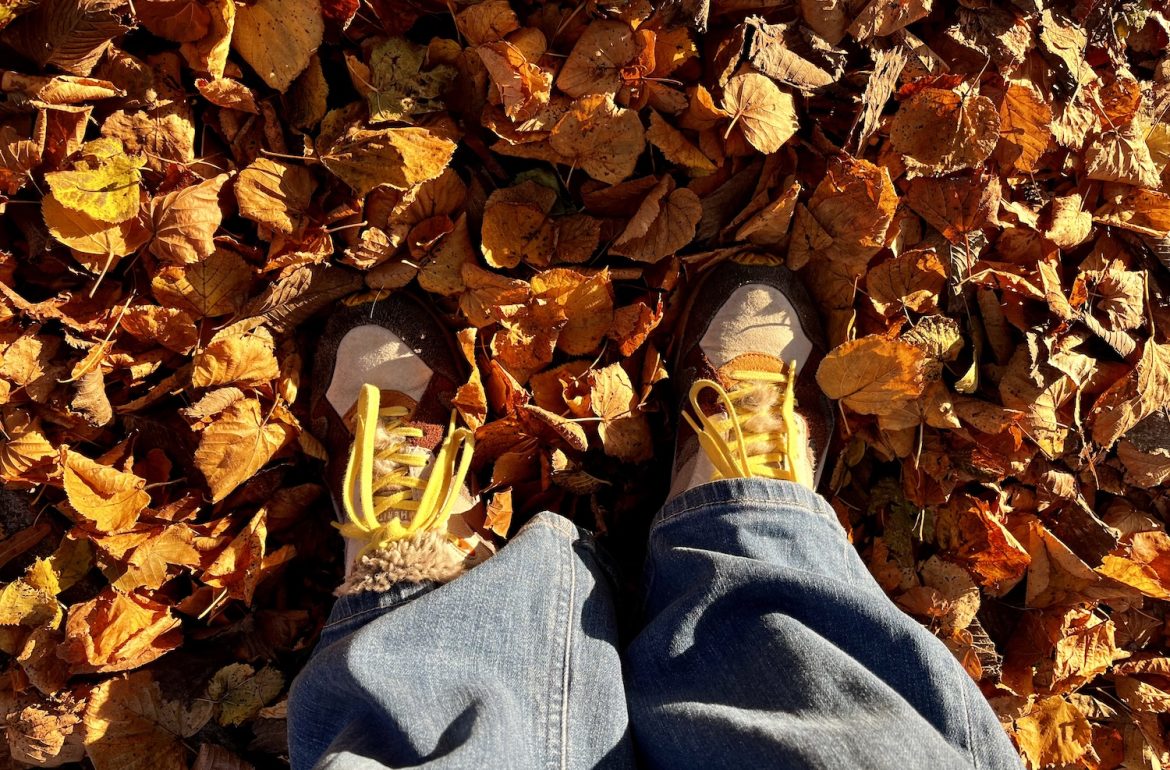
[625,479,1023,770]
[288,512,635,770]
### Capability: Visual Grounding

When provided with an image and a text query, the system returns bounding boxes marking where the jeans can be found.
[288,479,1023,770]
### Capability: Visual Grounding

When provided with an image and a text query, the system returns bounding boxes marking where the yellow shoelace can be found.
[337,383,475,554]
[683,361,812,488]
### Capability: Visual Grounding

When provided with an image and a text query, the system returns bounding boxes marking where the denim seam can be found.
[960,669,980,770]
[558,536,577,770]
[322,589,427,629]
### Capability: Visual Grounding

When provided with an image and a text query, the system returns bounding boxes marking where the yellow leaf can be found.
[320,123,457,195]
[549,94,645,184]
[0,580,59,627]
[83,671,213,770]
[236,157,314,236]
[43,191,150,261]
[193,399,296,502]
[62,448,150,534]
[62,588,182,673]
[1011,696,1092,769]
[43,137,143,224]
[721,72,799,154]
[816,336,927,415]
[191,329,281,389]
[230,0,322,92]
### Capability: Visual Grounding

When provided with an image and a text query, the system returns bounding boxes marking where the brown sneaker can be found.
[310,292,493,594]
[669,261,834,498]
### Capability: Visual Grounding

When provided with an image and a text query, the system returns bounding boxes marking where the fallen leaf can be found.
[366,37,455,123]
[549,94,644,184]
[319,123,457,195]
[557,20,638,98]
[236,158,314,236]
[62,448,150,534]
[148,173,229,264]
[816,336,926,415]
[192,329,281,389]
[151,249,254,318]
[611,176,701,262]
[83,671,213,770]
[206,663,284,726]
[231,0,323,92]
[193,399,296,502]
[62,588,182,673]
[721,72,799,154]
[890,86,1000,176]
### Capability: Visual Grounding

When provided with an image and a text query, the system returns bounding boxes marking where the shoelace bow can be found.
[338,383,474,554]
[683,360,811,487]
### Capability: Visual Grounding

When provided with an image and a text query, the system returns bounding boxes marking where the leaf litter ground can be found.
[1,0,1170,768]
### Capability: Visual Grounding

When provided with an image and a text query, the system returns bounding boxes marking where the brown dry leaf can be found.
[148,173,229,264]
[483,488,513,536]
[62,448,150,534]
[61,588,182,673]
[1085,124,1161,188]
[151,249,254,318]
[4,692,86,767]
[201,508,273,602]
[557,20,637,98]
[121,305,200,353]
[848,0,931,40]
[867,249,946,316]
[319,123,457,195]
[549,94,644,185]
[192,329,281,389]
[590,363,653,463]
[789,156,896,274]
[646,111,715,176]
[1097,531,1170,601]
[456,0,519,45]
[608,299,663,357]
[611,176,702,262]
[236,158,315,236]
[889,86,1000,177]
[532,268,615,355]
[452,327,487,430]
[195,77,260,112]
[736,180,800,248]
[995,81,1053,175]
[720,72,799,155]
[1091,342,1170,448]
[816,336,926,415]
[83,670,213,770]
[1011,695,1092,769]
[489,300,567,384]
[231,0,322,92]
[178,0,234,77]
[477,40,552,122]
[1093,188,1170,237]
[1045,193,1092,249]
[193,399,297,502]
[480,180,557,269]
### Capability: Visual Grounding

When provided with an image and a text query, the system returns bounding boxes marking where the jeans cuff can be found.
[654,478,840,529]
[318,579,438,648]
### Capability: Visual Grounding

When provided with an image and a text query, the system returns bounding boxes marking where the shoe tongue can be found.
[716,351,788,385]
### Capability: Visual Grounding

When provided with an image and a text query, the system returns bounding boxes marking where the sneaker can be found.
[310,292,493,594]
[669,262,834,498]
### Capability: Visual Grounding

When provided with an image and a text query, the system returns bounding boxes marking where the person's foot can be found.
[310,292,493,595]
[669,261,834,498]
